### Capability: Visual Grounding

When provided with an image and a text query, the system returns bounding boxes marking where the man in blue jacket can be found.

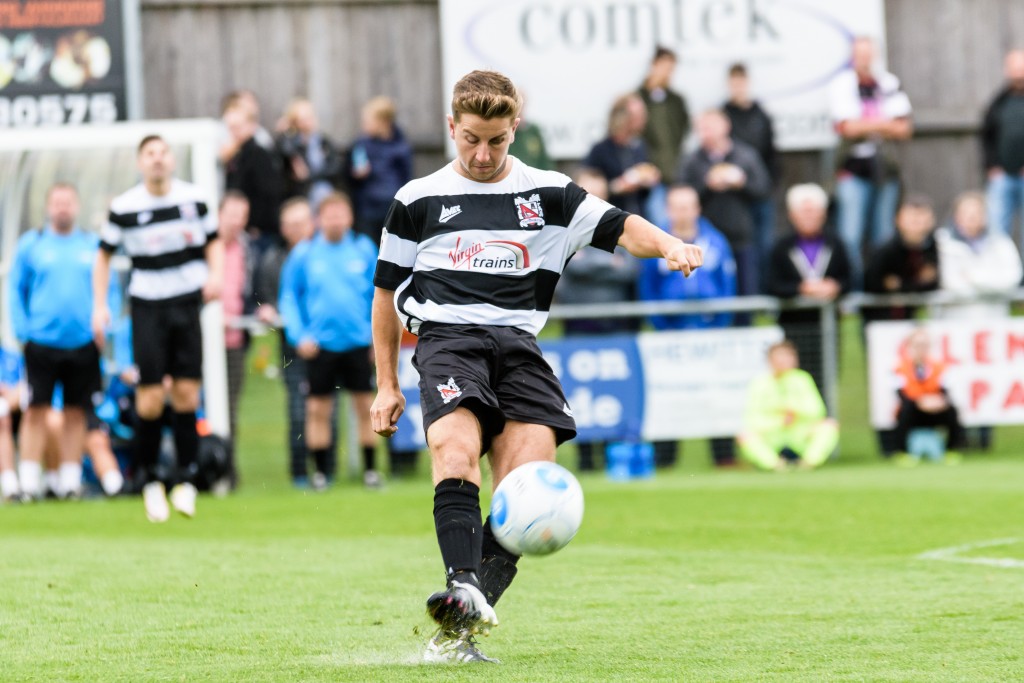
[279,192,380,488]
[8,183,101,499]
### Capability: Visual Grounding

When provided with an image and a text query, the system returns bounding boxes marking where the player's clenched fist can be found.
[665,242,703,277]
[371,387,405,437]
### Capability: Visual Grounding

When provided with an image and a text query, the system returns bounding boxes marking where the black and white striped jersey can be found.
[374,157,629,335]
[100,179,217,302]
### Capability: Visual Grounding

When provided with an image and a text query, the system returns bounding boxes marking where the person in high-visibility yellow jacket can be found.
[737,340,839,470]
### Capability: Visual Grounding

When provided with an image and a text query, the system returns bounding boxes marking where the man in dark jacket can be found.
[766,183,852,395]
[677,109,771,297]
[981,49,1024,243]
[224,103,284,248]
[277,98,344,210]
[637,46,690,185]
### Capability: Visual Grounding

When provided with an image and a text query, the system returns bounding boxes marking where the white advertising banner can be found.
[439,0,886,157]
[866,320,1024,429]
[637,326,784,439]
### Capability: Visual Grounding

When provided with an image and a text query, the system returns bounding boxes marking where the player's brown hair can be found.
[451,70,522,122]
[137,134,166,155]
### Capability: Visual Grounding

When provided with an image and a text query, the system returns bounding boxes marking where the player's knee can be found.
[429,430,479,479]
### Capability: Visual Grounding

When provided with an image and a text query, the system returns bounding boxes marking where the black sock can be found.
[362,445,375,472]
[480,514,520,605]
[173,411,199,485]
[433,479,483,586]
[136,416,164,483]
[310,448,329,475]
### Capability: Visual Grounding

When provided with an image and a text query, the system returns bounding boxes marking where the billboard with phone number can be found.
[0,0,133,127]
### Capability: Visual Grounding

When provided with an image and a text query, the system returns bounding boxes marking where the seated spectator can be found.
[936,191,1023,451]
[864,194,940,325]
[0,347,22,502]
[348,96,413,245]
[737,340,838,471]
[892,328,965,462]
[583,93,660,217]
[554,169,638,472]
[224,102,284,250]
[638,184,738,468]
[677,109,771,298]
[277,97,343,211]
[766,183,852,394]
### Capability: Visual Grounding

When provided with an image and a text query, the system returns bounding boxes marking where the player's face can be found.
[318,201,352,242]
[46,187,79,232]
[138,139,175,185]
[449,113,519,182]
[218,198,250,240]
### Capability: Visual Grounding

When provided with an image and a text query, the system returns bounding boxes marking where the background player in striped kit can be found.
[370,70,703,663]
[92,135,223,523]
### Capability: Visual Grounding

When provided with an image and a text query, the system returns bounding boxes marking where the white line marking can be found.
[917,538,1024,569]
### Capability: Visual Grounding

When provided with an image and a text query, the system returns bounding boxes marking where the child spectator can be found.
[737,340,838,471]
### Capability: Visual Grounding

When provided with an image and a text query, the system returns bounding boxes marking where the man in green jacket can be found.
[737,340,839,470]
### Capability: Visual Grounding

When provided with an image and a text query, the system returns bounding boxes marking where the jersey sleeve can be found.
[101,209,126,252]
[373,198,418,290]
[199,200,218,241]
[562,182,629,254]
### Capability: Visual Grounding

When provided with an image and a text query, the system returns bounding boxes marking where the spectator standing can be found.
[677,109,771,298]
[936,191,1023,451]
[348,96,414,245]
[224,103,284,251]
[554,170,638,471]
[737,340,838,471]
[278,193,380,488]
[217,90,275,163]
[638,185,737,468]
[723,63,778,279]
[507,97,553,171]
[766,184,852,394]
[637,46,690,227]
[829,36,914,288]
[981,49,1024,243]
[583,93,661,217]
[8,183,101,500]
[253,198,337,487]
[278,97,344,212]
[218,192,255,476]
[93,135,223,523]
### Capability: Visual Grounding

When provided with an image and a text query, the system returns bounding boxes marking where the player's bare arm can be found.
[370,286,406,437]
[618,213,703,276]
[202,237,225,302]
[91,249,113,349]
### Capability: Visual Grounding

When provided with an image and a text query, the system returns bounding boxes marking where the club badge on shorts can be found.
[515,194,545,228]
[437,377,462,404]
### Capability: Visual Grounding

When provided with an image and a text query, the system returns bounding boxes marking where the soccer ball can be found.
[489,461,584,556]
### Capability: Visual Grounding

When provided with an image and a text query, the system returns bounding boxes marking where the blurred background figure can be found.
[277,97,343,212]
[278,193,379,489]
[555,169,637,471]
[891,328,965,464]
[936,191,1023,451]
[8,183,101,500]
[723,63,778,284]
[767,183,852,395]
[981,49,1024,247]
[507,93,553,171]
[637,45,690,227]
[638,184,737,468]
[583,93,661,218]
[829,36,914,288]
[217,90,275,161]
[347,96,413,245]
[0,348,22,502]
[224,101,284,254]
[737,340,838,471]
[677,109,771,300]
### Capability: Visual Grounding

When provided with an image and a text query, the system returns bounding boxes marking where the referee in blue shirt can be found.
[8,183,101,500]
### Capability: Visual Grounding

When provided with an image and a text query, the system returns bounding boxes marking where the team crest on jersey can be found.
[437,377,463,404]
[515,194,545,228]
[137,210,152,225]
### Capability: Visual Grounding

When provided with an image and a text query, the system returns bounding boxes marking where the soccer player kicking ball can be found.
[370,71,702,663]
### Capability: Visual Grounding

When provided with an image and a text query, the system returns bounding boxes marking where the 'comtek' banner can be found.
[0,0,132,127]
[391,326,783,451]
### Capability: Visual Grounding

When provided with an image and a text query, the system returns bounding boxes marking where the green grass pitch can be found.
[2,322,1024,682]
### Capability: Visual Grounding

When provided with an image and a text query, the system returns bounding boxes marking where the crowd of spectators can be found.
[3,40,1024,503]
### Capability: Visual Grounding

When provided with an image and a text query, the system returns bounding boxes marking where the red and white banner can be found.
[867,319,1024,428]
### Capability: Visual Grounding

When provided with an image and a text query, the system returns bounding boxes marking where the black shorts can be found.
[306,346,373,396]
[132,298,203,385]
[413,323,576,453]
[23,341,101,409]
